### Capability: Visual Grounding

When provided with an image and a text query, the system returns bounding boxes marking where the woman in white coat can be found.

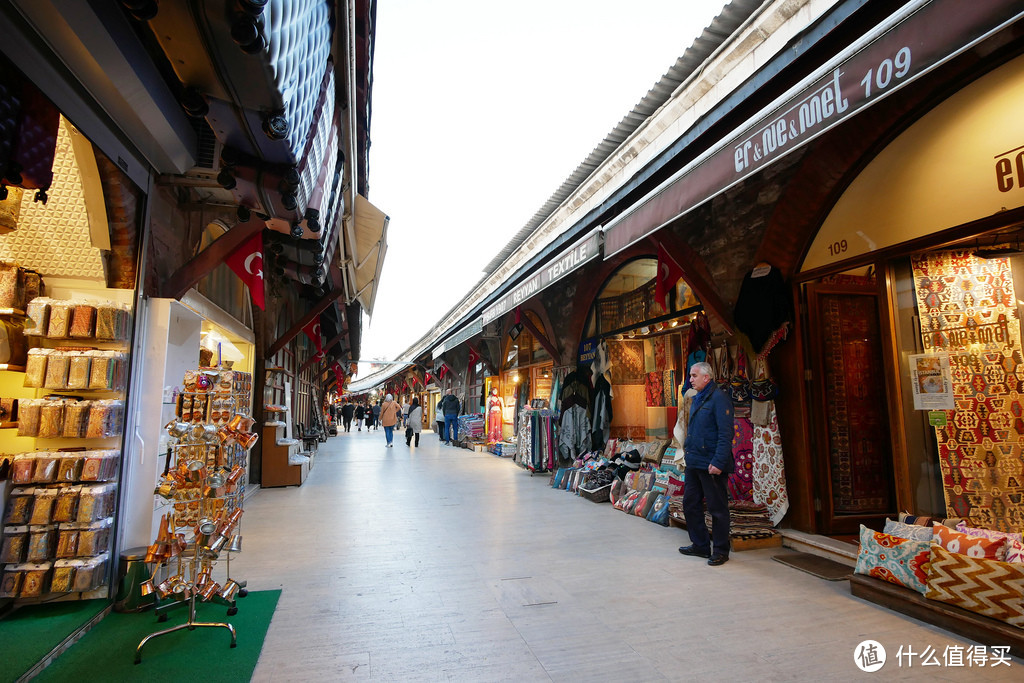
[405,397,423,447]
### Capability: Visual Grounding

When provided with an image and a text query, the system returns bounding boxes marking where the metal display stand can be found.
[135,368,255,664]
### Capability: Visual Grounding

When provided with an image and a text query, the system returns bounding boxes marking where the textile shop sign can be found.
[433,318,483,359]
[602,0,1024,257]
[482,230,602,325]
[578,337,598,364]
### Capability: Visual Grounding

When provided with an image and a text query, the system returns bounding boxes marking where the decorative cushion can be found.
[883,519,934,542]
[955,521,1024,546]
[898,511,934,527]
[641,439,669,463]
[933,523,1007,561]
[855,525,931,594]
[924,544,1024,628]
[1006,540,1024,565]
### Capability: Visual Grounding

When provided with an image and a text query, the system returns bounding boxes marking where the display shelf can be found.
[0,421,17,428]
[0,364,26,372]
[0,307,26,317]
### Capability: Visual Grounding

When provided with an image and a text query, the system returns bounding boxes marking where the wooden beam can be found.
[517,308,559,361]
[648,233,734,335]
[267,287,346,357]
[161,218,264,300]
[297,330,348,375]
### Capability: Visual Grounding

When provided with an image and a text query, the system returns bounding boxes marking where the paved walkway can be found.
[235,428,1020,681]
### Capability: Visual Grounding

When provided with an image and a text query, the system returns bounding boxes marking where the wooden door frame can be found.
[805,277,898,533]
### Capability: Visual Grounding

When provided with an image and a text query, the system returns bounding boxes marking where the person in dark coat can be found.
[678,361,734,566]
[340,401,354,432]
[439,389,460,444]
[354,403,365,431]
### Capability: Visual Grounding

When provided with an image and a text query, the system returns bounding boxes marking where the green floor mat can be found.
[32,589,281,683]
[0,598,108,683]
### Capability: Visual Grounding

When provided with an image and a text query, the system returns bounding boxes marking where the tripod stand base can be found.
[135,620,237,664]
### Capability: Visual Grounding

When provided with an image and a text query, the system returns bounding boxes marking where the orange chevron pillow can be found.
[924,544,1024,628]
[932,523,1007,560]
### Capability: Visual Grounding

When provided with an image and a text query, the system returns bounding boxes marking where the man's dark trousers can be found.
[682,467,731,556]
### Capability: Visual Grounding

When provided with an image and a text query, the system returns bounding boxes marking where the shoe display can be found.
[678,545,711,558]
[707,554,729,566]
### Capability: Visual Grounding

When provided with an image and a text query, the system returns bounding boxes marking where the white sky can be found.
[360,0,727,373]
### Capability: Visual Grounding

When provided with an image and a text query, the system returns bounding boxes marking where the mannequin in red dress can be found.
[487,388,503,443]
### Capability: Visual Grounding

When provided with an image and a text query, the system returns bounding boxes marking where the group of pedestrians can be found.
[336,399,380,432]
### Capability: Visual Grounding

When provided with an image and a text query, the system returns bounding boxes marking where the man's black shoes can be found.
[678,545,711,558]
[707,554,729,566]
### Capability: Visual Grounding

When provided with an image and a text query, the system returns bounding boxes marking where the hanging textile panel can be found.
[821,291,893,513]
[645,372,665,407]
[728,416,755,502]
[645,407,668,440]
[752,403,790,526]
[608,340,645,385]
[912,251,1024,532]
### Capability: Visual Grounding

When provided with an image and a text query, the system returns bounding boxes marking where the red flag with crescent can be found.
[438,363,449,380]
[301,316,323,352]
[655,243,684,311]
[424,371,432,385]
[467,346,480,367]
[225,231,266,310]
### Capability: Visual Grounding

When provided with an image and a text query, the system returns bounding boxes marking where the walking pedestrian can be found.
[677,361,734,567]
[435,396,445,438]
[340,401,354,432]
[372,400,381,430]
[405,397,422,447]
[355,402,365,431]
[379,393,402,447]
[439,389,460,445]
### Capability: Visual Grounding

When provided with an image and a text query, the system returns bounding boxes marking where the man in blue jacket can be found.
[439,388,461,445]
[678,361,734,566]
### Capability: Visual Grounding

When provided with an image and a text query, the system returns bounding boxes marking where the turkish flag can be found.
[225,231,266,310]
[655,243,685,311]
[438,363,449,380]
[424,371,432,385]
[467,346,480,367]
[302,316,323,352]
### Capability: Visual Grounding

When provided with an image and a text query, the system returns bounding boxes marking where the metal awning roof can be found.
[346,360,412,393]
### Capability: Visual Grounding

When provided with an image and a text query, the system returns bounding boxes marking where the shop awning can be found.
[351,194,388,316]
[602,0,1024,258]
[481,229,602,325]
[346,361,412,394]
[433,318,483,359]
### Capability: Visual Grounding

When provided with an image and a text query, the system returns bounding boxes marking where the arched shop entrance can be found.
[500,310,553,439]
[582,257,702,442]
[796,53,1024,535]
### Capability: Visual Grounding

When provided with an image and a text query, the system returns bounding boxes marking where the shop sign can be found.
[432,318,483,359]
[928,411,948,427]
[578,337,598,364]
[910,352,954,411]
[482,230,602,324]
[603,0,1024,257]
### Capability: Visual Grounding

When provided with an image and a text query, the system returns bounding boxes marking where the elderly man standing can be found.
[439,389,461,445]
[678,361,734,566]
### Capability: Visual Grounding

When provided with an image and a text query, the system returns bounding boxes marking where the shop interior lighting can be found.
[640,326,650,335]
[669,320,678,327]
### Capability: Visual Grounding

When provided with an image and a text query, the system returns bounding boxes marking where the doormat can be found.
[0,598,108,683]
[772,552,853,581]
[32,589,281,682]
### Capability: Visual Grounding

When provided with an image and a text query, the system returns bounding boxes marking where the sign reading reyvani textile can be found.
[481,230,602,325]
[603,0,1024,257]
[432,318,483,359]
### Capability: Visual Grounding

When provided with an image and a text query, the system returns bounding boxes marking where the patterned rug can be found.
[821,290,892,513]
[752,403,790,525]
[608,340,645,385]
[912,251,1024,532]
[728,416,755,502]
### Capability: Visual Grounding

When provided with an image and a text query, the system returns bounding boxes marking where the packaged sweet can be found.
[62,400,91,438]
[23,270,42,304]
[3,488,34,524]
[26,525,54,562]
[50,559,75,592]
[69,303,96,338]
[32,451,59,482]
[95,303,118,340]
[20,563,51,597]
[56,453,84,482]
[0,261,23,309]
[55,525,80,558]
[47,300,73,338]
[77,483,115,523]
[85,400,124,439]
[38,400,67,438]
[1,526,28,563]
[52,486,81,523]
[44,351,70,389]
[87,350,114,390]
[10,453,37,483]
[67,352,91,390]
[76,519,111,556]
[23,348,50,388]
[73,554,107,592]
[0,567,23,597]
[29,488,57,525]
[81,450,118,481]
